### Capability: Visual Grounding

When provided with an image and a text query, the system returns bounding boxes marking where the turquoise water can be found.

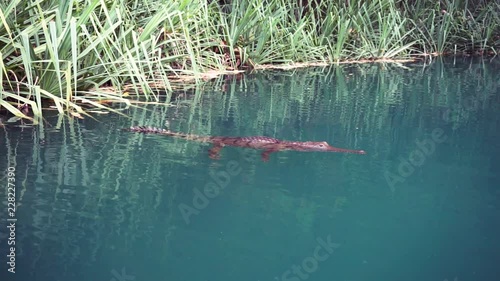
[1,57,499,281]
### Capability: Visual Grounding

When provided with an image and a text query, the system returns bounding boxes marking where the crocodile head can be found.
[299,141,366,154]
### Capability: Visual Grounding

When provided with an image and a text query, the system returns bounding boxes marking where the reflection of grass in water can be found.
[212,60,499,202]
[6,115,181,273]
[139,61,498,214]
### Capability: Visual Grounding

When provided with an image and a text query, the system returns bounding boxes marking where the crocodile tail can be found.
[126,126,169,134]
[125,126,210,142]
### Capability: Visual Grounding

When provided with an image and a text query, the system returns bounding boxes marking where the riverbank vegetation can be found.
[1,0,499,122]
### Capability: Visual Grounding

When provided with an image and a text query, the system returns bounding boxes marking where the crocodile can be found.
[124,126,366,161]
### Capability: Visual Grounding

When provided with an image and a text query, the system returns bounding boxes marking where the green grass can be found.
[0,0,499,122]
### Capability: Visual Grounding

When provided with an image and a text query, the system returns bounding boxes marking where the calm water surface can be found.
[1,57,499,281]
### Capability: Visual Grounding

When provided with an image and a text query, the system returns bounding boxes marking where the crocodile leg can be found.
[208,144,223,160]
[261,148,278,162]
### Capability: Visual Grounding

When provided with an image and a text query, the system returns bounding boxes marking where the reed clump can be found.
[1,0,498,121]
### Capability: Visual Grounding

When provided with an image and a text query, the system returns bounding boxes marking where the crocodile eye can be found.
[319,144,325,147]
